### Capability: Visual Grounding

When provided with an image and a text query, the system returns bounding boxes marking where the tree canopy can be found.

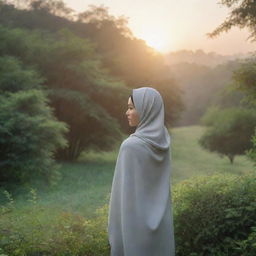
[0,0,184,165]
[208,0,256,41]
[199,106,256,163]
[0,56,68,184]
[0,0,184,127]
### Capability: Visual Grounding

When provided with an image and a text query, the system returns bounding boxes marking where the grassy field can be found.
[80,125,253,184]
[170,125,253,183]
[0,125,254,220]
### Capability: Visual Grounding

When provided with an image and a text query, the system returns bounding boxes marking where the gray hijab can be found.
[131,87,170,151]
[108,87,175,256]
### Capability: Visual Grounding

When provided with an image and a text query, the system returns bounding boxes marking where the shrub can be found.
[0,191,110,256]
[246,129,256,166]
[2,174,256,255]
[0,89,68,185]
[0,56,68,185]
[173,173,256,255]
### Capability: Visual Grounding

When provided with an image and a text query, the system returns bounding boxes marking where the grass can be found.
[170,125,253,183]
[0,125,254,220]
[0,125,254,255]
[0,162,114,219]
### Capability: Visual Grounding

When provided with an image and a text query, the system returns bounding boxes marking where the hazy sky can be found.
[64,0,256,55]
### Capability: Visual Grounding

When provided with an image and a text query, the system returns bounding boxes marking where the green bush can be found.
[173,173,256,255]
[0,190,110,256]
[2,174,256,255]
[0,89,68,185]
[247,129,256,166]
[0,56,68,185]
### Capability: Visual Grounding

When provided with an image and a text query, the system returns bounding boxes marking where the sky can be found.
[64,0,256,55]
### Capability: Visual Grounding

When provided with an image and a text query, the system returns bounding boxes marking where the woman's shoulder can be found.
[120,135,145,152]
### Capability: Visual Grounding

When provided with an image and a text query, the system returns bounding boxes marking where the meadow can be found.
[0,125,253,220]
[0,125,255,256]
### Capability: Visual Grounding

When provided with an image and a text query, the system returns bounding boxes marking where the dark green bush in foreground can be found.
[1,173,256,255]
[173,172,256,256]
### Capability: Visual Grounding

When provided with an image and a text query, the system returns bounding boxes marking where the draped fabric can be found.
[108,87,175,256]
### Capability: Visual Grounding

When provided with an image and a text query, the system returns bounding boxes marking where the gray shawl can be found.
[108,87,175,256]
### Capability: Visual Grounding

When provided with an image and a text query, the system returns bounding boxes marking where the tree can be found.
[0,25,128,160]
[0,56,68,184]
[208,0,256,41]
[230,57,256,164]
[0,1,184,127]
[76,5,185,126]
[35,28,127,160]
[1,0,75,18]
[199,107,256,163]
[231,57,256,105]
[207,0,256,165]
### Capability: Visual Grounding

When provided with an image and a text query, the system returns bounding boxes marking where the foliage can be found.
[199,107,256,163]
[173,173,256,256]
[150,77,185,127]
[208,0,256,41]
[2,172,256,255]
[0,190,110,256]
[247,129,256,165]
[232,226,256,255]
[0,55,68,184]
[231,57,256,106]
[0,125,255,255]
[0,1,184,127]
[78,5,185,126]
[171,60,241,126]
[211,82,248,109]
[230,57,256,165]
[0,24,128,160]
[205,0,256,166]
[0,55,44,93]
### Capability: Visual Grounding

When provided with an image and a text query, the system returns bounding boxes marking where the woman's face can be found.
[126,96,140,127]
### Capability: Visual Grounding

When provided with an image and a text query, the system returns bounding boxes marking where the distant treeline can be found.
[169,60,247,126]
[165,49,247,67]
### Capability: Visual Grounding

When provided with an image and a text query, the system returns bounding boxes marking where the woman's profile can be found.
[108,87,175,256]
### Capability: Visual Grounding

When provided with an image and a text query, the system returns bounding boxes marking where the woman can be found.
[108,87,175,256]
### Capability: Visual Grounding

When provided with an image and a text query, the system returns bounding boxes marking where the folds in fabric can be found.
[108,136,175,256]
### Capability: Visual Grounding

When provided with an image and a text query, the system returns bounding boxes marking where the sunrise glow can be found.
[64,0,256,55]
[138,28,173,53]
[144,36,169,53]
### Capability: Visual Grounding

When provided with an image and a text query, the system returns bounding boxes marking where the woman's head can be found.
[125,87,164,128]
[126,94,140,127]
[129,87,170,150]
[132,87,164,127]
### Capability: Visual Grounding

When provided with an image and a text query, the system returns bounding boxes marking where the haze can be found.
[63,0,256,55]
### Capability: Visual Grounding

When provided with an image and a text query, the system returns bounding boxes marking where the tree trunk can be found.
[228,154,234,164]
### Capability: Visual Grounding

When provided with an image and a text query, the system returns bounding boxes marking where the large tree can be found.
[0,25,128,160]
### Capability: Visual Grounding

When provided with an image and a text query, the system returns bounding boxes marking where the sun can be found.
[145,36,167,53]
[138,29,172,53]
